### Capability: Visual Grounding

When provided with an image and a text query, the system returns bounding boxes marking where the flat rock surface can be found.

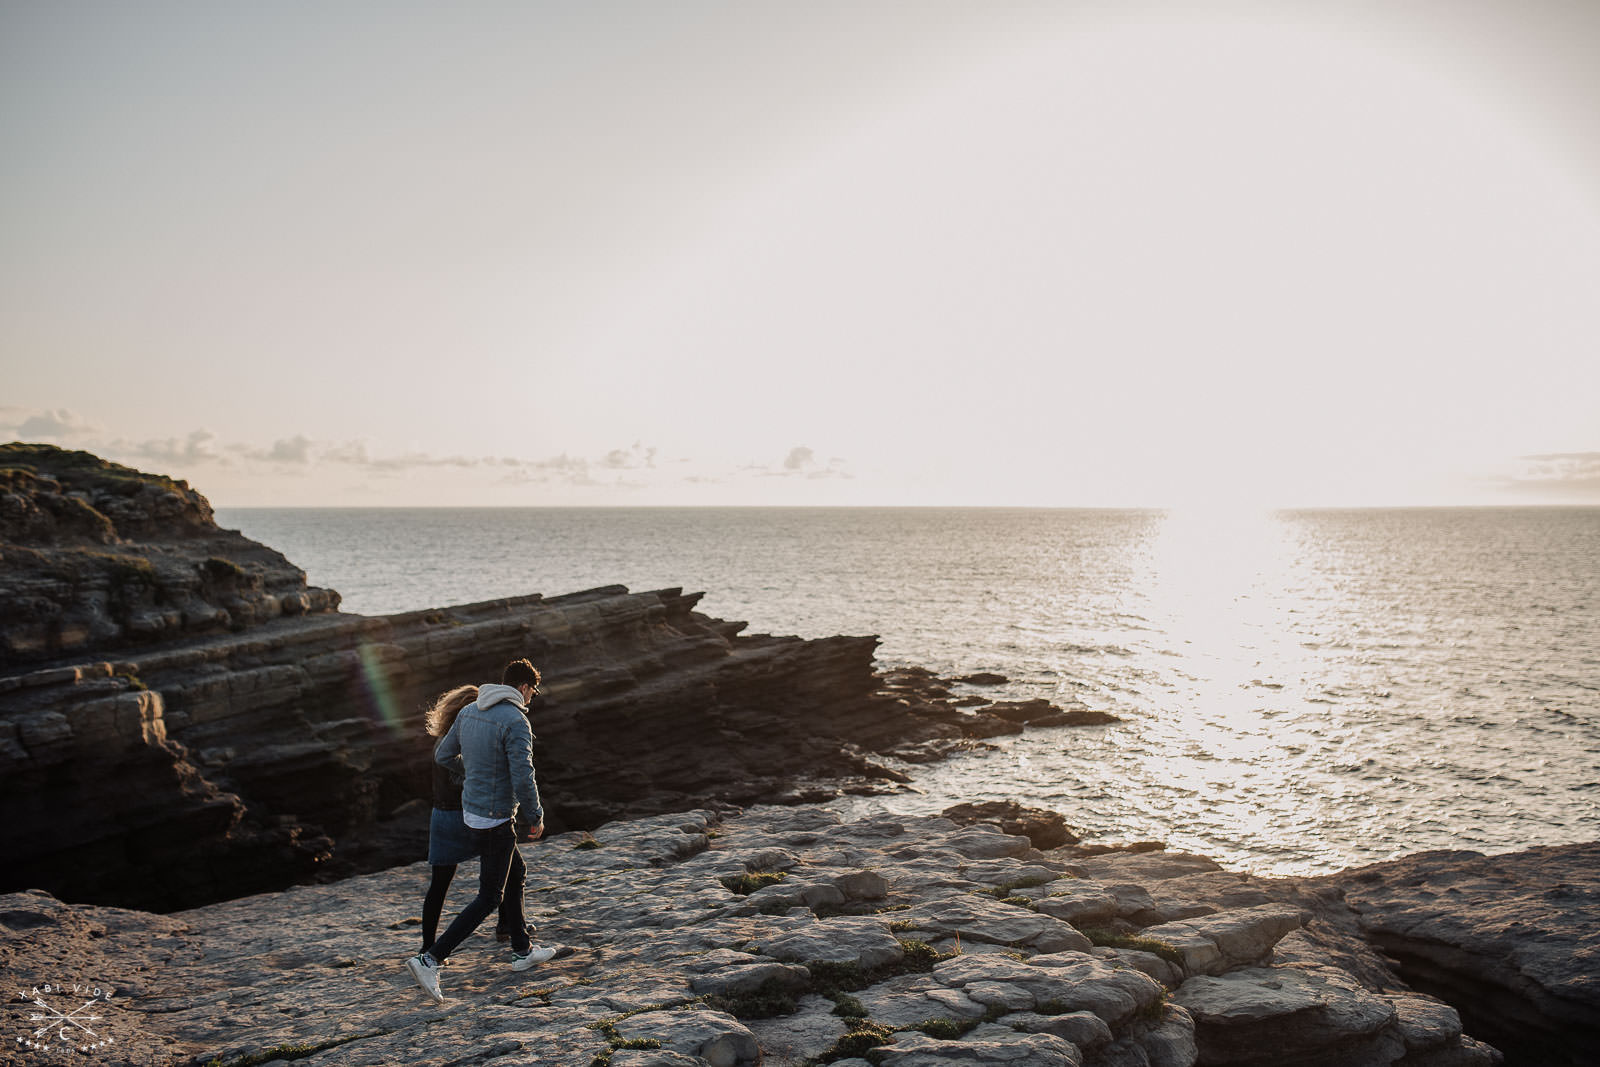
[1323,844,1600,1009]
[1311,843,1600,1062]
[2,807,1551,1067]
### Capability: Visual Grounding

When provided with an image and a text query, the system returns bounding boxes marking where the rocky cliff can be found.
[10,804,1588,1067]
[0,444,341,664]
[0,447,1035,913]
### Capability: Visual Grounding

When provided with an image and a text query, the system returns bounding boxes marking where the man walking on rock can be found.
[406,657,557,1002]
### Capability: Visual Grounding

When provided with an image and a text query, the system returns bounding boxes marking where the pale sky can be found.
[3,1,1598,507]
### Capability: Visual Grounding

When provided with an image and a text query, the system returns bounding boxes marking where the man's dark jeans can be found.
[427,822,529,962]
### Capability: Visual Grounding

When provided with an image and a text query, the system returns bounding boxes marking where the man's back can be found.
[436,682,541,826]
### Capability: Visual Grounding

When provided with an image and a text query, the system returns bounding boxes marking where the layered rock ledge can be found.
[8,805,1563,1067]
[1,579,999,912]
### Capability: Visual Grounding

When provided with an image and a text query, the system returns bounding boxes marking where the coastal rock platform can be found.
[2,806,1541,1067]
[4,448,1594,1067]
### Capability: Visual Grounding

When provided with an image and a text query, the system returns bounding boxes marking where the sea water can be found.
[218,506,1600,875]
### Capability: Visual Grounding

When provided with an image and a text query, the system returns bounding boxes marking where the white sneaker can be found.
[407,953,444,1003]
[511,945,558,971]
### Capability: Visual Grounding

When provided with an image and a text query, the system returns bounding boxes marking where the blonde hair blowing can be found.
[424,685,478,738]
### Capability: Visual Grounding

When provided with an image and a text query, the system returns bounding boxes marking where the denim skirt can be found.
[428,807,479,866]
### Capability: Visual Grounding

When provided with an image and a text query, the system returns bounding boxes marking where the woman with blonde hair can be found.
[420,685,529,954]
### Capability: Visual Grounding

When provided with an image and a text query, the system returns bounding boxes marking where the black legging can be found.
[422,863,526,954]
[426,823,530,962]
[422,864,457,953]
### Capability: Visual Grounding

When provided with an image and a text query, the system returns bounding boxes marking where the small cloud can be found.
[267,435,315,464]
[770,446,850,480]
[750,446,852,480]
[17,408,96,438]
[810,456,853,481]
[1506,452,1600,493]
[324,440,371,465]
[496,466,546,486]
[360,452,476,474]
[500,453,598,486]
[124,429,221,464]
[602,443,658,470]
[530,453,589,475]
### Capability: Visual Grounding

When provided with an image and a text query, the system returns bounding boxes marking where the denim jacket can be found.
[434,683,543,825]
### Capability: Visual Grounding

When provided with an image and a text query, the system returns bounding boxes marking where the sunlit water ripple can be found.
[219,506,1600,875]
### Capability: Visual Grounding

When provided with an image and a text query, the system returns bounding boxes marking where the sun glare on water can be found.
[1126,505,1354,867]
[1143,505,1302,715]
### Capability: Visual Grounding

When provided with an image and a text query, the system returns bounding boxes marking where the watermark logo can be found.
[13,983,116,1057]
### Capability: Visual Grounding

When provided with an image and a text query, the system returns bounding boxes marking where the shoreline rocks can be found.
[6,805,1579,1067]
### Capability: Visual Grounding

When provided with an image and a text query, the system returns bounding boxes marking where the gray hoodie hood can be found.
[475,683,526,712]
